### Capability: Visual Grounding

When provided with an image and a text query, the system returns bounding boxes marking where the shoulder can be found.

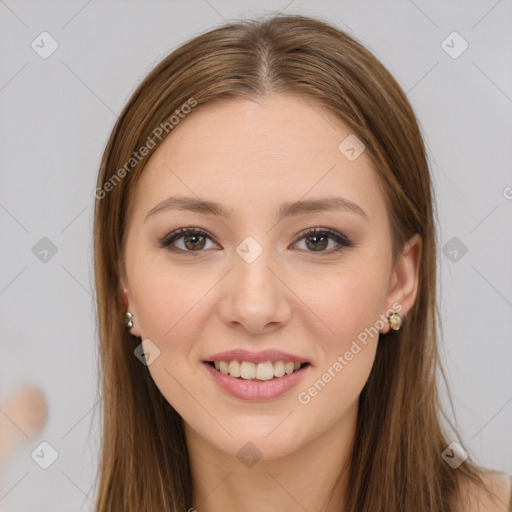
[454,470,512,512]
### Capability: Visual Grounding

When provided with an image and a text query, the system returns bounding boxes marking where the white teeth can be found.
[228,360,241,378]
[273,360,285,377]
[219,361,229,375]
[240,361,256,379]
[256,362,274,381]
[211,359,306,380]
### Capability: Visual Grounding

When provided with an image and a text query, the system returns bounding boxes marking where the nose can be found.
[217,245,292,334]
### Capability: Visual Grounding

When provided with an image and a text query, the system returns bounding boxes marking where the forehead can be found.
[132,94,387,222]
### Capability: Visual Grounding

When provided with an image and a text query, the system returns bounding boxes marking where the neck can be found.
[184,400,357,512]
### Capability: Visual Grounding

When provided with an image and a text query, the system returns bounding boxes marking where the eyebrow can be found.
[145,195,368,222]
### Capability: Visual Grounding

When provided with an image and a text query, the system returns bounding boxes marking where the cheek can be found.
[298,258,390,354]
[293,268,386,425]
[128,256,212,409]
[128,250,211,347]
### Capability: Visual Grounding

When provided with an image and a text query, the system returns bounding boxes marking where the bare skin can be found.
[0,385,47,465]
[0,94,508,512]
[120,93,421,512]
[3,388,507,512]
[119,94,509,512]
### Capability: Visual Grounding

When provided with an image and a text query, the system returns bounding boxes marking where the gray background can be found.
[0,0,511,510]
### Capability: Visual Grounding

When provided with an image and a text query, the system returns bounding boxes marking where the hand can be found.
[0,384,47,470]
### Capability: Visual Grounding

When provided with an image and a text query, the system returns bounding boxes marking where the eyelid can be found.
[292,227,353,249]
[160,226,353,253]
[160,227,218,250]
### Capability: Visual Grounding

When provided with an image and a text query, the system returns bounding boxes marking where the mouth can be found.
[204,360,312,381]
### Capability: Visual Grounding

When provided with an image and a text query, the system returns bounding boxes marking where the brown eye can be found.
[160,227,353,255]
[183,233,206,250]
[305,233,329,251]
[161,228,217,253]
[293,228,353,253]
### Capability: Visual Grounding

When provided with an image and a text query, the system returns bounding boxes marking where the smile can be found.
[203,361,311,401]
[207,360,310,380]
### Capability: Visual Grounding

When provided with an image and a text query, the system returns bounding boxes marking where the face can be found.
[120,94,421,460]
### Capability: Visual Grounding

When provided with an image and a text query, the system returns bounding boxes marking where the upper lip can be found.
[204,349,310,365]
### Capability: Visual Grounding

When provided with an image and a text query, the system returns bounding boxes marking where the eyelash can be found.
[159,227,353,255]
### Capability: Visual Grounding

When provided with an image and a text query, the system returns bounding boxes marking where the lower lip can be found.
[203,362,311,401]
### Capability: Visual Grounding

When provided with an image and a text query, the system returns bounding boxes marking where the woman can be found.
[92,13,512,512]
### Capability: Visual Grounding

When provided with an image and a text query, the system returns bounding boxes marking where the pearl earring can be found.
[125,311,133,330]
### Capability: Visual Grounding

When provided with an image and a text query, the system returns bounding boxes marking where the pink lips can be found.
[203,361,311,401]
[204,348,309,365]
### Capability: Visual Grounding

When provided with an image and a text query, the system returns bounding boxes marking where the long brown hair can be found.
[92,13,494,511]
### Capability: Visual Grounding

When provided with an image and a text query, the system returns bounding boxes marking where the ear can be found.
[119,273,142,338]
[379,233,422,334]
